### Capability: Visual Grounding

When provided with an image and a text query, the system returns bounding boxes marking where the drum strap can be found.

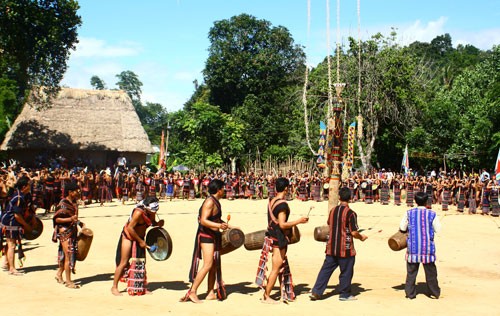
[267,199,286,226]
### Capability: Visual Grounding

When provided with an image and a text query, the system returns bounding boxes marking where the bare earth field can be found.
[1,197,499,316]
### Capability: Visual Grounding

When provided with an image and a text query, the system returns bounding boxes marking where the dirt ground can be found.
[1,197,499,316]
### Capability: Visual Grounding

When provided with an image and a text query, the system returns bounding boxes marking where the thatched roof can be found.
[1,88,153,153]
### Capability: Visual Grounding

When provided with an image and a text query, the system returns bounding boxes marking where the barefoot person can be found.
[53,182,85,288]
[181,179,230,303]
[111,196,164,296]
[309,187,368,301]
[0,177,33,275]
[255,177,309,303]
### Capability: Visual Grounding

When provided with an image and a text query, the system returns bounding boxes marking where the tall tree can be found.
[0,0,81,106]
[90,75,106,90]
[204,14,305,113]
[203,14,305,159]
[116,70,142,102]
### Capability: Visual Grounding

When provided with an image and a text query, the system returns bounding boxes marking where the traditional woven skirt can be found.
[406,186,414,207]
[225,184,233,199]
[490,189,499,216]
[481,190,490,214]
[127,241,147,296]
[394,187,401,205]
[457,191,465,212]
[380,185,389,205]
[364,188,373,204]
[312,184,321,202]
[442,189,449,211]
[267,185,276,199]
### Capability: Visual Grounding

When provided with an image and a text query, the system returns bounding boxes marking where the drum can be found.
[360,182,367,189]
[313,225,329,242]
[146,227,173,261]
[244,226,300,250]
[24,217,44,240]
[372,184,379,190]
[221,228,245,255]
[323,183,330,189]
[76,227,94,261]
[388,231,408,251]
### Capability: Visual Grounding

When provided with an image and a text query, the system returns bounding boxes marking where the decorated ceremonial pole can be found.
[324,0,346,211]
[327,83,346,211]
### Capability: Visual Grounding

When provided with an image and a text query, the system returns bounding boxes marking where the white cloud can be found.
[71,37,142,58]
[362,17,499,50]
[400,17,448,45]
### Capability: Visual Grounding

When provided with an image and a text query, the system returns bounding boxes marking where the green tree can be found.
[203,14,305,161]
[0,77,18,138]
[90,75,106,90]
[204,14,305,113]
[0,0,81,106]
[116,70,142,102]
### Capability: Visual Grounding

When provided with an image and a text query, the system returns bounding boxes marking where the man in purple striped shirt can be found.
[400,191,441,299]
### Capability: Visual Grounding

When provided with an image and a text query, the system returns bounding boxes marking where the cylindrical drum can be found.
[221,228,245,255]
[314,225,329,242]
[388,231,408,251]
[24,217,44,240]
[244,226,301,251]
[146,227,173,261]
[77,227,94,261]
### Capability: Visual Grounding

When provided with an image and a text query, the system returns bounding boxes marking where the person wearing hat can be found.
[111,196,164,296]
[53,182,85,287]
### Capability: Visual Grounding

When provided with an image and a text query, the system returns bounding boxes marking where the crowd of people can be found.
[0,160,498,217]
[1,156,496,302]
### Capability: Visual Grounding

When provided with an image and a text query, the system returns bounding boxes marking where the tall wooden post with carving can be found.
[327,83,345,211]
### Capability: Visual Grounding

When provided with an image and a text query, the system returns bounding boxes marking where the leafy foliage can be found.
[90,75,106,90]
[0,0,81,106]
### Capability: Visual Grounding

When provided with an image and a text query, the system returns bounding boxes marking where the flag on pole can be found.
[402,144,409,175]
[158,130,165,169]
[495,147,500,177]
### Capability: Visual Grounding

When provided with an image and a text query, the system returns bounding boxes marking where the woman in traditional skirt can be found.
[297,177,308,201]
[441,178,450,211]
[364,176,373,204]
[225,178,233,200]
[480,179,491,214]
[424,178,433,209]
[467,177,477,214]
[393,176,402,206]
[311,176,321,202]
[456,179,466,212]
[148,175,157,198]
[256,175,264,199]
[267,176,276,199]
[166,175,175,200]
[406,177,415,207]
[489,176,499,216]
[380,177,390,205]
[323,177,330,201]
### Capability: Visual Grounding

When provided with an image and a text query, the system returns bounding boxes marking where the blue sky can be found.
[62,0,500,112]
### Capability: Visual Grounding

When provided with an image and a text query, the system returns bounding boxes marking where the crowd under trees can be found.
[1,2,499,173]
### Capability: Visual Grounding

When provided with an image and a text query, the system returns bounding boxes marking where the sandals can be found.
[55,275,65,284]
[8,271,25,276]
[65,282,81,289]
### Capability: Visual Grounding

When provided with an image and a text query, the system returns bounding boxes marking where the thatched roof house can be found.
[0,88,153,168]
